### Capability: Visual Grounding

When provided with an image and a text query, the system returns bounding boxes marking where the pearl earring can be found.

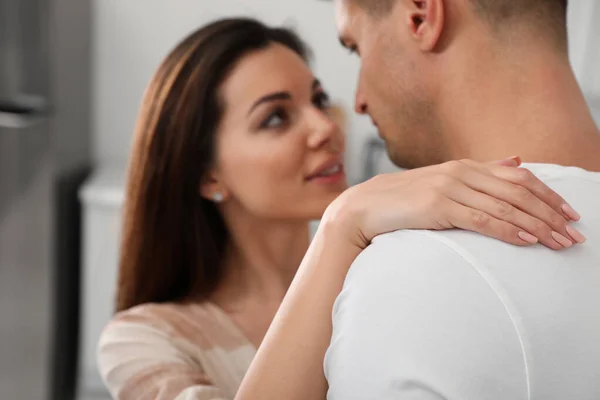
[212,192,224,203]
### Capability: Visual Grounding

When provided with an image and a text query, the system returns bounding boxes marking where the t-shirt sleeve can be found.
[324,230,529,400]
[97,312,229,400]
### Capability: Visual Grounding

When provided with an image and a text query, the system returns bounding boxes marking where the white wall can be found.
[92,0,374,184]
[568,0,600,97]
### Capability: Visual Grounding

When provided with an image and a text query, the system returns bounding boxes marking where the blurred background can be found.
[0,1,598,399]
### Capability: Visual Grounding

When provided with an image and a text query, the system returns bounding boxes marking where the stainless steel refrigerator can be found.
[0,0,92,398]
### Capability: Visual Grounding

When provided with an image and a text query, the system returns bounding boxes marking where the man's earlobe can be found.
[409,0,444,52]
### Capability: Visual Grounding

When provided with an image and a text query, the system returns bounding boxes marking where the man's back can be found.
[325,164,600,400]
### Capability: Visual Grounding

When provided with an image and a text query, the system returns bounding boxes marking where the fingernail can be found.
[566,225,587,244]
[562,204,581,221]
[518,231,539,244]
[551,231,573,248]
[509,156,521,165]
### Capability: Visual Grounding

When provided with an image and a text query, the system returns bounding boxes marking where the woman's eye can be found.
[261,108,287,129]
[313,92,331,110]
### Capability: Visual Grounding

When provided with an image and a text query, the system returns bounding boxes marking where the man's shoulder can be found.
[328,231,531,400]
[347,229,479,281]
[356,229,469,263]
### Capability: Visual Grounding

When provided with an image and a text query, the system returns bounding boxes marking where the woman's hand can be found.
[326,158,585,251]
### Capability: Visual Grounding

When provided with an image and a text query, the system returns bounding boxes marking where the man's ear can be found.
[407,0,445,52]
[200,170,228,203]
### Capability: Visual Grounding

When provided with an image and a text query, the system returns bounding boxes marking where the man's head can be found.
[335,0,569,168]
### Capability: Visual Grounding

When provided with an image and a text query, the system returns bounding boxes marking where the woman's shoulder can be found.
[107,301,211,332]
[101,301,250,352]
[98,301,249,399]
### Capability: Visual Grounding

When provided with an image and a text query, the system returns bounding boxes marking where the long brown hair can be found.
[116,18,310,312]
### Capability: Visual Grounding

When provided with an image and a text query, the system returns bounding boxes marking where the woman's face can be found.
[208,43,347,221]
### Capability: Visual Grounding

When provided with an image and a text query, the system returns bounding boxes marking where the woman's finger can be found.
[490,168,586,244]
[445,161,585,244]
[443,200,540,247]
[489,156,521,167]
[494,166,580,221]
[462,159,580,222]
[445,182,571,250]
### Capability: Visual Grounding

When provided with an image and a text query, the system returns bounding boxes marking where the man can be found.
[325,0,600,399]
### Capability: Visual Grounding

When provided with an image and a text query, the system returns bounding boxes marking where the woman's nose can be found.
[307,108,344,151]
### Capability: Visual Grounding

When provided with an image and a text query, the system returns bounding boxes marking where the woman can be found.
[97,18,582,400]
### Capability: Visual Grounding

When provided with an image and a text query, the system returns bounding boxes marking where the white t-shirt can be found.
[325,164,600,400]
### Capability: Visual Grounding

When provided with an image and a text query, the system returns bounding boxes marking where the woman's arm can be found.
[236,216,360,400]
[235,159,583,400]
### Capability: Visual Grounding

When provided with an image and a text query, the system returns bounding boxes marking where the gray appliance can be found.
[0,0,92,399]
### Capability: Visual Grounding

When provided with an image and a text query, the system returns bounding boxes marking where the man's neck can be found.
[438,42,600,171]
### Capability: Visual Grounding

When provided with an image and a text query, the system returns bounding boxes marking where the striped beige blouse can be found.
[97,302,257,399]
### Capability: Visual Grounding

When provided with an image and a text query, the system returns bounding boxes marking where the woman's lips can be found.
[307,163,345,184]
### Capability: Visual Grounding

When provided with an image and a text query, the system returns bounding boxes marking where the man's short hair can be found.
[353,0,396,17]
[470,0,568,49]
[354,0,568,49]
[471,0,568,22]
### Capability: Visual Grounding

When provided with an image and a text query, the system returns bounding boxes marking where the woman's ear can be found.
[200,170,228,203]
[407,0,445,52]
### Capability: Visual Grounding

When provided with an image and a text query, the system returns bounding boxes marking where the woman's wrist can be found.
[300,217,364,284]
[320,187,369,251]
